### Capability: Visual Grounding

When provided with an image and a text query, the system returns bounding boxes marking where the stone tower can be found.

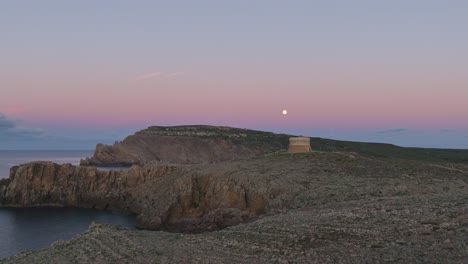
[287,137,312,153]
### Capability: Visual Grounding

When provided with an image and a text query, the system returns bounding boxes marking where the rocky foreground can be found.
[1,151,468,263]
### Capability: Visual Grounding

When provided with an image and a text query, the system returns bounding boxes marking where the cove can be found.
[0,207,136,259]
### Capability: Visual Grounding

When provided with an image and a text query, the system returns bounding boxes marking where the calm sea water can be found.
[0,207,136,259]
[0,150,136,259]
[0,150,93,179]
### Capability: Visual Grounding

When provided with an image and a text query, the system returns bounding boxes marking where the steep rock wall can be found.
[0,162,271,232]
[80,126,289,166]
[3,153,467,233]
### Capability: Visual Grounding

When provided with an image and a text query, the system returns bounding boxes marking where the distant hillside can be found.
[80,125,290,166]
[81,125,468,166]
[309,137,468,163]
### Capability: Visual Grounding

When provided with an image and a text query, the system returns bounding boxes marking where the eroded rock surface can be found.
[1,152,468,262]
[2,152,468,235]
[2,195,467,264]
[80,126,289,166]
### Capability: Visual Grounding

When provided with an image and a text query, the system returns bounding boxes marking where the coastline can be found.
[1,127,467,262]
[1,150,467,262]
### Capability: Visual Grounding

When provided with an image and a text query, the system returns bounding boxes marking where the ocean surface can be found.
[0,207,136,259]
[0,150,136,259]
[0,150,93,179]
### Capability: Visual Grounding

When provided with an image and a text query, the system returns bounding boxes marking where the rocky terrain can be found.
[79,125,290,166]
[1,150,468,263]
[80,125,468,167]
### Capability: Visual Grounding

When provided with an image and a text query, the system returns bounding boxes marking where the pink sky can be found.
[1,1,467,149]
[2,66,467,130]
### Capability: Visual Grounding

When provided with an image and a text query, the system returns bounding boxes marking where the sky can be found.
[1,0,467,150]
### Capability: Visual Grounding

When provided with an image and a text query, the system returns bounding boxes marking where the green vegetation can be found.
[144,125,290,153]
[142,125,468,164]
[309,137,468,163]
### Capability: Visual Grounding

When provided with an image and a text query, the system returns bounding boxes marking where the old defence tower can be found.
[287,137,312,153]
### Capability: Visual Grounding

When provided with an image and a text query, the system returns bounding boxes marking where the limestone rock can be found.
[0,161,271,232]
[2,137,468,263]
[80,125,289,166]
[2,152,467,234]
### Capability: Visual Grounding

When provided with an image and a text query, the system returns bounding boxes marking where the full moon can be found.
[282,110,288,115]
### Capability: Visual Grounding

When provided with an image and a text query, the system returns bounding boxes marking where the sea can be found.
[0,150,136,259]
[0,150,93,179]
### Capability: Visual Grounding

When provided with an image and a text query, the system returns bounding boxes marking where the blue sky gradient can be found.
[1,1,467,149]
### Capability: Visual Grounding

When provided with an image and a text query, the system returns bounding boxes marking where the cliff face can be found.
[3,153,468,262]
[0,161,272,232]
[79,125,468,167]
[0,178,10,202]
[2,153,467,233]
[80,125,290,166]
[77,125,468,166]
[0,162,173,212]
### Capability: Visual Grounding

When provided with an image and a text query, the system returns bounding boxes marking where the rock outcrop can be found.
[0,161,273,232]
[0,178,10,202]
[0,162,173,213]
[2,152,468,263]
[2,152,468,234]
[80,125,468,167]
[80,125,290,166]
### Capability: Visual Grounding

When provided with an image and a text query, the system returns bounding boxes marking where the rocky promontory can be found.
[2,152,468,233]
[79,126,290,166]
[1,125,468,263]
[80,125,468,167]
[1,151,468,263]
[0,161,262,231]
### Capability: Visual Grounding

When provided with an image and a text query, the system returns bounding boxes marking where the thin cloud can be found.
[135,72,162,81]
[376,128,408,134]
[11,127,44,136]
[0,113,45,138]
[167,71,185,78]
[135,71,185,81]
[440,129,454,133]
[0,114,15,128]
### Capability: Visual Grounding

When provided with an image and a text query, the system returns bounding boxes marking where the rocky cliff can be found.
[0,162,172,214]
[80,125,290,166]
[80,125,468,167]
[0,160,272,232]
[2,152,468,263]
[2,152,468,234]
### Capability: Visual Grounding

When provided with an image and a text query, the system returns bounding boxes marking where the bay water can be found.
[0,150,92,179]
[0,150,136,259]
